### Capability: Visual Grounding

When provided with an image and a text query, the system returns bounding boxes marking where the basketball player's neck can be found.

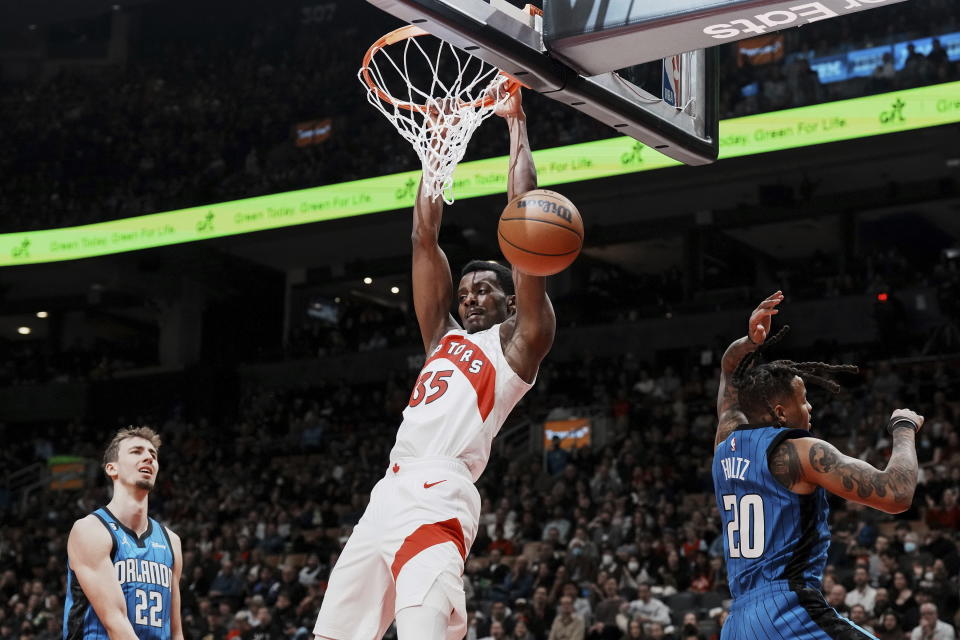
[108,484,150,536]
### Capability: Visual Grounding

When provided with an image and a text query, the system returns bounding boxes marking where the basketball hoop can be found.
[360,25,522,204]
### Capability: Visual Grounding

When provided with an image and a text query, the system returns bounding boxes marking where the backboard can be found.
[544,0,910,74]
[367,0,720,166]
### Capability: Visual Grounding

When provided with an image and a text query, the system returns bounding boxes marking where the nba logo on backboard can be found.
[663,55,682,107]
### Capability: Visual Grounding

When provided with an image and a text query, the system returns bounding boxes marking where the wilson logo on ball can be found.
[516,199,574,223]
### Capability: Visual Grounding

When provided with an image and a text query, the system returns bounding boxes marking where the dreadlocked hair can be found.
[731,325,859,426]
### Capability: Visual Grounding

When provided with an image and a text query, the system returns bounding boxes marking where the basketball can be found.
[498,189,584,276]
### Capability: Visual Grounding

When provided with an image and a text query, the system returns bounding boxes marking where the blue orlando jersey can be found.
[64,508,174,640]
[712,425,831,598]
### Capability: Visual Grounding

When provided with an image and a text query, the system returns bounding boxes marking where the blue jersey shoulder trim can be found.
[156,520,176,571]
[91,510,118,561]
[765,428,811,459]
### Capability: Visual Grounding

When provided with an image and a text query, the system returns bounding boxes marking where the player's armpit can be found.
[67,517,140,640]
[793,434,918,513]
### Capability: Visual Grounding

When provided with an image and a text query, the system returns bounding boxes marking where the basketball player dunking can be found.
[64,427,183,640]
[313,88,554,640]
[712,292,922,639]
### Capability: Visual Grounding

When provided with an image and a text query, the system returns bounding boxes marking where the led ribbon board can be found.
[3,82,959,267]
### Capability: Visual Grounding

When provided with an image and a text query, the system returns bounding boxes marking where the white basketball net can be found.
[360,31,513,204]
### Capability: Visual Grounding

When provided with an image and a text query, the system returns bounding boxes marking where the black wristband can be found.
[887,417,918,435]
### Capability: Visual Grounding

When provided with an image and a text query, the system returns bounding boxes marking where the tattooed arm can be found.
[768,409,923,513]
[715,338,755,446]
[715,291,784,447]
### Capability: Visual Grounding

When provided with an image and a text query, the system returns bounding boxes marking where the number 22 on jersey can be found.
[134,589,163,628]
[722,494,766,559]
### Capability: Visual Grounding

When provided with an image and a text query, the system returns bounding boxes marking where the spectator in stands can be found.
[828,584,851,617]
[874,588,893,619]
[298,554,322,586]
[849,604,876,636]
[903,43,929,82]
[511,618,535,640]
[527,587,557,639]
[911,603,957,640]
[628,583,671,630]
[548,596,586,640]
[499,557,534,604]
[484,549,511,592]
[543,507,573,546]
[479,601,514,638]
[490,524,517,557]
[928,39,948,67]
[209,560,246,608]
[926,488,960,529]
[547,437,570,476]
[679,623,706,640]
[621,619,643,640]
[560,582,593,626]
[893,571,920,631]
[589,578,625,640]
[272,565,305,605]
[877,611,905,640]
[847,567,879,616]
[482,620,507,640]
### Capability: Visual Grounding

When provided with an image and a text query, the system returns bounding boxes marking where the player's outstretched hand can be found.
[748,290,784,345]
[493,82,524,119]
[425,97,460,140]
[890,408,924,432]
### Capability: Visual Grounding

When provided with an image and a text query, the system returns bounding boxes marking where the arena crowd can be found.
[1,327,958,640]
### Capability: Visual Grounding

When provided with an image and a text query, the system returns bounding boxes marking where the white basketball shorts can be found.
[313,456,480,640]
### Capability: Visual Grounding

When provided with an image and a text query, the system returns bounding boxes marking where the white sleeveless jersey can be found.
[389,324,533,481]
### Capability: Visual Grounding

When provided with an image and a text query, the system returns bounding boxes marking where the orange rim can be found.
[361,24,522,113]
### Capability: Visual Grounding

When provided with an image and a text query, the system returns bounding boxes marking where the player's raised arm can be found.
[770,410,922,514]
[67,517,139,640]
[498,88,555,383]
[169,528,185,640]
[499,86,537,202]
[411,105,459,354]
[715,291,784,446]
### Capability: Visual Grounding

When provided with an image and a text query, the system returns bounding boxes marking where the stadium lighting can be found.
[36,311,48,318]
[363,277,373,285]
[17,327,31,335]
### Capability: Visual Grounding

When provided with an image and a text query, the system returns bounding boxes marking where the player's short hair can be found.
[460,260,515,296]
[102,426,162,471]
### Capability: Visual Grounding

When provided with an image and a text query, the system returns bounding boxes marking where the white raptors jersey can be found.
[389,324,533,481]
